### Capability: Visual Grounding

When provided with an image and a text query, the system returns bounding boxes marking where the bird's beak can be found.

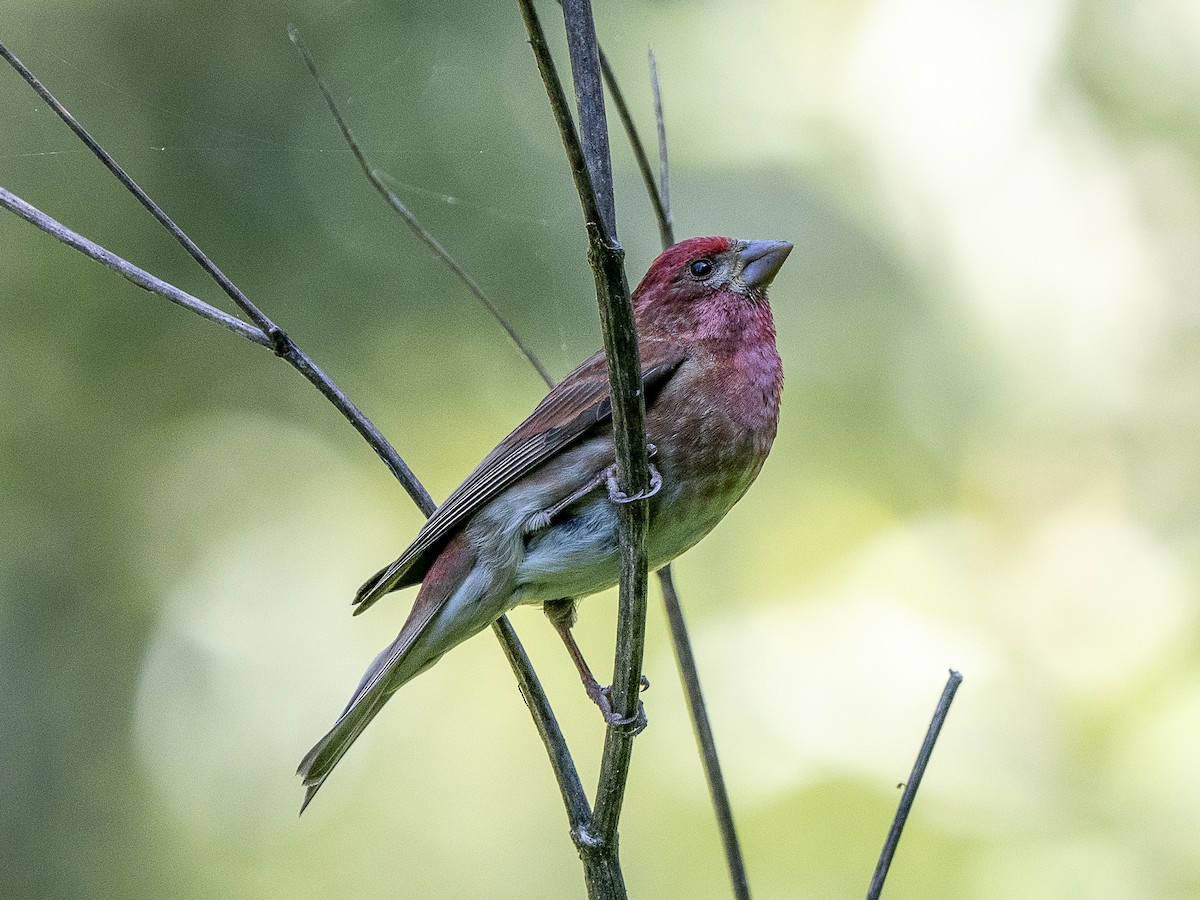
[738,240,793,291]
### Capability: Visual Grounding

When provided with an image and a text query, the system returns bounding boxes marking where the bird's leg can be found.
[524,470,610,533]
[525,444,661,532]
[544,598,648,733]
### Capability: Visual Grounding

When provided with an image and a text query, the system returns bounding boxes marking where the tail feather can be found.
[298,683,390,813]
[298,534,477,812]
[351,556,409,615]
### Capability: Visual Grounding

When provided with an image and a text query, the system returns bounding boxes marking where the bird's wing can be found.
[352,339,687,613]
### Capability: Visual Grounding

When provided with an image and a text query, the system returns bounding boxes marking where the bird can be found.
[298,235,791,811]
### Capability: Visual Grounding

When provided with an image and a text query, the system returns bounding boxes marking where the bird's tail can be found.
[297,638,417,813]
[298,534,477,812]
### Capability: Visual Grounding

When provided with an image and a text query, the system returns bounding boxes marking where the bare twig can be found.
[596,46,671,250]
[560,2,617,236]
[0,37,434,507]
[493,615,594,838]
[520,1,604,243]
[0,186,269,347]
[867,670,964,900]
[648,50,672,240]
[658,568,749,900]
[0,181,431,505]
[0,39,278,342]
[287,25,554,390]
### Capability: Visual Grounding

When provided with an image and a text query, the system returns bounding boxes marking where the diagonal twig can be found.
[867,669,964,900]
[0,179,430,506]
[494,615,594,839]
[288,25,554,390]
[657,567,750,900]
[648,50,672,239]
[0,37,432,509]
[597,46,672,251]
[0,39,279,344]
[0,186,269,347]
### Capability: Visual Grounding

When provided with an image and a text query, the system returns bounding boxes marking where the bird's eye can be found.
[689,258,714,278]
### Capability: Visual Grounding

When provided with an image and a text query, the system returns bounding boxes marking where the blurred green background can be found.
[3,0,1199,897]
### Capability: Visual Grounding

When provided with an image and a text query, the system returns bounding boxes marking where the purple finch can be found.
[299,236,791,809]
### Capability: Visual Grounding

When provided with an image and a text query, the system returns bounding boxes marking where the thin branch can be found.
[1,182,433,507]
[596,46,672,250]
[281,346,435,514]
[867,669,964,900]
[0,186,270,348]
[0,39,444,498]
[560,2,616,236]
[657,568,749,900]
[648,50,673,243]
[520,0,607,245]
[494,615,594,839]
[0,38,280,345]
[288,25,554,390]
[0,39,584,841]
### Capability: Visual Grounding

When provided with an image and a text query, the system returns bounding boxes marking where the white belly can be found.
[508,458,759,605]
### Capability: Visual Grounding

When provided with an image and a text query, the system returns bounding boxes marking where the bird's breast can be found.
[509,341,781,605]
[641,347,780,565]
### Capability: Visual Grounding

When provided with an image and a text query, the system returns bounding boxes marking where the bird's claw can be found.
[607,462,662,505]
[587,682,649,735]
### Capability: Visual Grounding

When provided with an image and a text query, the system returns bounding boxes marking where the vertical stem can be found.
[561,0,616,235]
[557,0,652,842]
[521,2,651,892]
[658,568,750,900]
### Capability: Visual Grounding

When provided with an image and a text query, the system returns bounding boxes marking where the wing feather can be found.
[352,340,686,612]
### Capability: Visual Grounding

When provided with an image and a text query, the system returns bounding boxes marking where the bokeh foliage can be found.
[2,1,1199,898]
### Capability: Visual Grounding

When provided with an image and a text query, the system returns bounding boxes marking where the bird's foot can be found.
[586,678,650,734]
[606,462,662,505]
[528,446,660,530]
